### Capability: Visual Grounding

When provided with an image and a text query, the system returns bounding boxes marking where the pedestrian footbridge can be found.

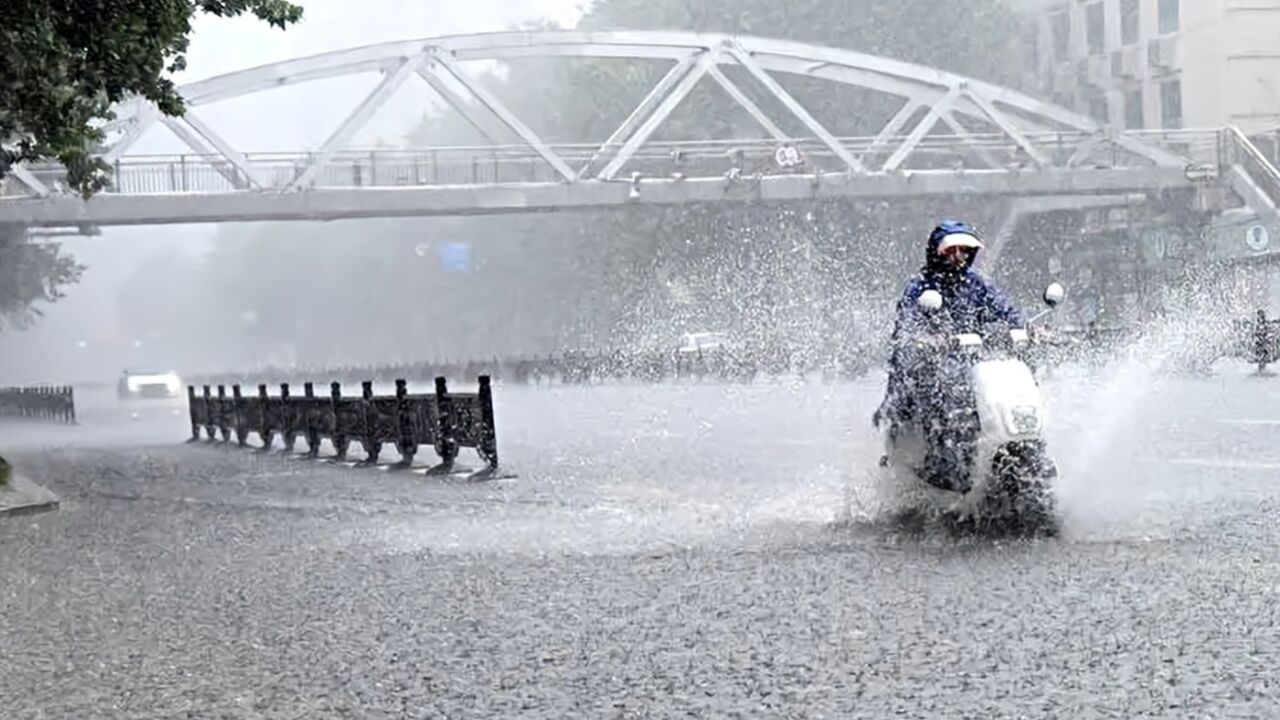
[2,31,1277,230]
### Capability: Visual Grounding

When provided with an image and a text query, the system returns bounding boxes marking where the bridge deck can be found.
[0,166,1196,227]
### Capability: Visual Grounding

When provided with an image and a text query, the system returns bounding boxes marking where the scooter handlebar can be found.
[910,325,1041,354]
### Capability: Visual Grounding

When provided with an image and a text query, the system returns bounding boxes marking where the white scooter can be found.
[879,282,1066,536]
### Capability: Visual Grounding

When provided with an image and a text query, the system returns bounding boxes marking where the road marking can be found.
[1141,457,1280,471]
[1219,419,1280,427]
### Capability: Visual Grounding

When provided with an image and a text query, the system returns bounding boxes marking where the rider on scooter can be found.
[874,219,1027,493]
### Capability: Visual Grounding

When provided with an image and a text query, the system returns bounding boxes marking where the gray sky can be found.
[134,0,587,155]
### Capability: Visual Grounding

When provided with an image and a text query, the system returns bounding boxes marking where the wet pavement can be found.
[4,362,1280,717]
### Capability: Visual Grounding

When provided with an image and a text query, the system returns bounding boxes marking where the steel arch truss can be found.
[3,30,1192,209]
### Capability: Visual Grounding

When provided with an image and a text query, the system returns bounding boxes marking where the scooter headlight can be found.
[1007,405,1041,435]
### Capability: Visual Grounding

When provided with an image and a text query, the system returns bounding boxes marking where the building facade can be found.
[1016,0,1280,134]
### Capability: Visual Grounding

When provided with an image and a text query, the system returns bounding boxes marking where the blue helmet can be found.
[926,219,985,271]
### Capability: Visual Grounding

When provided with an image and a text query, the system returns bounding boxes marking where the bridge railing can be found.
[188,377,500,477]
[5,130,1224,198]
[1126,129,1223,166]
[1221,127,1280,212]
[0,385,76,424]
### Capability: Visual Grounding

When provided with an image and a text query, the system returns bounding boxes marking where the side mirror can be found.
[1044,282,1066,307]
[918,289,943,312]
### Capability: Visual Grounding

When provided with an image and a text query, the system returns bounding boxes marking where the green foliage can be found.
[0,455,9,487]
[0,225,83,332]
[0,0,302,197]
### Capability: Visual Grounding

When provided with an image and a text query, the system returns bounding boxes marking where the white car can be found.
[676,331,729,355]
[117,369,183,400]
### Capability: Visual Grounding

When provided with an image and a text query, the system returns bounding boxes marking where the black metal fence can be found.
[1231,312,1280,372]
[0,385,76,423]
[187,376,500,477]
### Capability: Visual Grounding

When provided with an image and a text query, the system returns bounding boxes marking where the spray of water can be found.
[1047,276,1246,539]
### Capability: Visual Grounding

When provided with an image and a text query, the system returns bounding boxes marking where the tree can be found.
[0,0,302,197]
[0,226,82,331]
[578,0,1020,84]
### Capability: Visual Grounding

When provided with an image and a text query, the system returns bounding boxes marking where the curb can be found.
[0,474,61,518]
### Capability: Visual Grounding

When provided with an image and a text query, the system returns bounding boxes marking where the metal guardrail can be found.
[187,377,501,478]
[1222,127,1280,214]
[0,386,76,424]
[1229,314,1280,371]
[5,130,1223,198]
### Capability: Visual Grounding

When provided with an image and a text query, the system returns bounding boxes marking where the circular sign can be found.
[1245,224,1271,253]
[774,144,803,168]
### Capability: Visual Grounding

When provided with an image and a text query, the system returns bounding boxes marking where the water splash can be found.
[1048,283,1242,539]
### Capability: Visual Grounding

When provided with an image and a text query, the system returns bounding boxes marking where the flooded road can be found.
[3,363,1280,716]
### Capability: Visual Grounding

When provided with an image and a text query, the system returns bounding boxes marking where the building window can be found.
[1125,88,1144,129]
[1085,3,1107,55]
[1158,0,1180,35]
[1160,79,1182,128]
[1052,10,1071,61]
[1121,0,1140,45]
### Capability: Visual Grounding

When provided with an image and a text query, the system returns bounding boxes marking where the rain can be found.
[3,0,1280,715]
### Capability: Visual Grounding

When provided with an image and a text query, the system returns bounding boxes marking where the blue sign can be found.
[437,242,472,273]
